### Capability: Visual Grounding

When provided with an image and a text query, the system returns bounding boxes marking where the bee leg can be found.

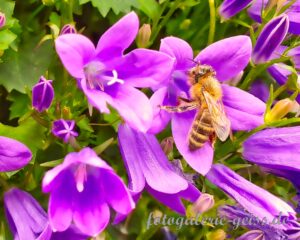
[178,96,193,103]
[209,133,217,148]
[160,102,198,113]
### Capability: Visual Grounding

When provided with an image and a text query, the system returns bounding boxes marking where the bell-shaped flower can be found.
[252,15,289,64]
[0,136,32,172]
[60,24,77,35]
[4,188,88,240]
[51,119,78,143]
[42,147,135,236]
[118,123,201,216]
[32,76,54,113]
[0,12,5,29]
[219,0,253,20]
[55,11,174,132]
[206,164,297,227]
[148,36,265,175]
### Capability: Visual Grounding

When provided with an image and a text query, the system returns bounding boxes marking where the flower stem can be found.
[208,0,216,44]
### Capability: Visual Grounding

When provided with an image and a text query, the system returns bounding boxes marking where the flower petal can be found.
[287,2,300,35]
[0,136,32,172]
[106,85,153,132]
[222,85,265,130]
[172,111,213,175]
[249,80,270,102]
[101,169,135,215]
[55,34,95,78]
[159,36,194,70]
[219,0,253,19]
[147,87,172,134]
[195,36,252,81]
[118,124,189,194]
[247,0,266,22]
[118,49,175,88]
[96,12,139,59]
[267,63,292,85]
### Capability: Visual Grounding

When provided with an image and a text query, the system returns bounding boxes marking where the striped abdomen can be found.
[189,108,214,151]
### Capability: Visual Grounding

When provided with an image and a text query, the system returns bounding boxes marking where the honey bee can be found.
[161,64,231,151]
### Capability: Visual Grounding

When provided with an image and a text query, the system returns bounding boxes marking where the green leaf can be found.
[0,38,55,93]
[0,0,15,26]
[7,91,30,120]
[0,118,46,157]
[0,29,17,50]
[77,116,94,132]
[137,0,160,20]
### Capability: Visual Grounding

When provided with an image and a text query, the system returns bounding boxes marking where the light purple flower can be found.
[42,147,135,236]
[219,0,253,19]
[0,136,32,172]
[4,188,87,240]
[32,76,54,113]
[248,0,300,35]
[55,12,174,132]
[252,14,289,64]
[148,36,265,175]
[52,119,78,143]
[206,164,297,226]
[60,24,77,35]
[118,123,201,216]
[0,12,5,29]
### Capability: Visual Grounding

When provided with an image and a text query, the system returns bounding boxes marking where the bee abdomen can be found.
[189,109,214,151]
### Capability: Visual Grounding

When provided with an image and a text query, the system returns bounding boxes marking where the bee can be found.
[161,64,231,151]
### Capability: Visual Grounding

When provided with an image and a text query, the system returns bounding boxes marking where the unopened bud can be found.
[32,76,54,112]
[62,106,71,119]
[192,193,215,214]
[0,12,6,29]
[207,229,226,240]
[60,24,77,35]
[161,137,174,155]
[266,98,299,122]
[136,24,151,48]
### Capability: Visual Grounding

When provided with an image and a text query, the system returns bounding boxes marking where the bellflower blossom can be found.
[55,12,174,132]
[117,123,201,217]
[4,188,88,240]
[206,164,297,228]
[52,119,78,143]
[219,0,253,19]
[0,136,32,172]
[60,24,77,35]
[42,147,135,236]
[148,36,265,175]
[0,12,6,29]
[32,76,54,113]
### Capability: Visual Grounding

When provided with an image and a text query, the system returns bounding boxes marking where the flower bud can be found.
[136,24,151,48]
[265,98,299,122]
[161,137,174,155]
[252,14,289,64]
[52,119,78,143]
[219,0,253,20]
[32,76,54,112]
[192,193,215,214]
[0,12,6,29]
[207,229,227,240]
[60,24,77,35]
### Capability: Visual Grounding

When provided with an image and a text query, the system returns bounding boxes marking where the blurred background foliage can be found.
[0,0,297,239]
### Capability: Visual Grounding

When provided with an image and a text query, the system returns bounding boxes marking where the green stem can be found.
[31,111,49,128]
[208,0,216,44]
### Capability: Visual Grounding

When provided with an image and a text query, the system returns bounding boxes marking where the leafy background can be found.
[0,0,298,239]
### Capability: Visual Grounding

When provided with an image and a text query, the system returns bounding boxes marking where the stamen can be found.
[75,164,87,192]
[107,70,124,86]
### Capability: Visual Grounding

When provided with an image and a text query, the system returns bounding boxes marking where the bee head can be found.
[189,64,215,84]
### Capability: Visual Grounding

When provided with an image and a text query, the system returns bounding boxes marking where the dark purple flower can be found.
[42,147,134,236]
[117,123,201,217]
[52,119,78,143]
[252,15,289,64]
[55,12,174,132]
[4,188,87,240]
[148,36,264,175]
[32,76,54,112]
[60,24,77,35]
[0,12,5,29]
[219,0,253,19]
[249,80,270,102]
[206,164,296,225]
[248,0,300,35]
[0,136,32,172]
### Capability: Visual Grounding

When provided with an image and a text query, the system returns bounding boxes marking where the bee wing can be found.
[202,91,231,141]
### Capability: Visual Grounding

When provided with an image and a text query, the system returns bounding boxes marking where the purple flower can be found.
[148,36,265,175]
[4,188,87,240]
[32,76,54,113]
[252,15,289,64]
[248,0,300,35]
[117,123,201,216]
[42,147,135,236]
[219,0,253,19]
[0,136,32,172]
[0,12,5,29]
[206,164,297,226]
[60,24,77,35]
[249,80,270,102]
[55,12,174,132]
[219,205,297,239]
[52,119,78,143]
